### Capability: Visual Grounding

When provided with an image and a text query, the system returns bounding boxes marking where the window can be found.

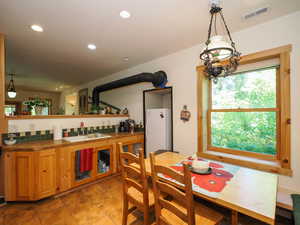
[4,104,16,116]
[197,45,292,175]
[4,101,22,116]
[27,98,52,115]
[209,67,278,159]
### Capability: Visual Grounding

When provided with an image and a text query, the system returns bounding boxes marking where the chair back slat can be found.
[154,165,185,184]
[150,152,195,225]
[125,177,144,192]
[159,198,187,222]
[122,164,142,179]
[121,151,140,164]
[157,181,187,206]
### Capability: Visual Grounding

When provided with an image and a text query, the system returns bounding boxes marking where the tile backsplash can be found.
[2,130,54,144]
[62,124,144,137]
[7,117,128,133]
[2,116,145,144]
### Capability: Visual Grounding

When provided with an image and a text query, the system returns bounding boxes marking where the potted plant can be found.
[91,104,100,114]
[99,107,105,115]
[23,98,50,115]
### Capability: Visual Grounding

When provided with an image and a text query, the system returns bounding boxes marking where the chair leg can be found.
[122,197,129,225]
[143,208,149,225]
[231,210,238,225]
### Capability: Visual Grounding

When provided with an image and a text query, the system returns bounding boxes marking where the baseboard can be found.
[0,196,5,206]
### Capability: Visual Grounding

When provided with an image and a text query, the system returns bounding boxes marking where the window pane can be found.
[211,112,276,155]
[42,107,49,115]
[4,105,16,116]
[212,68,277,109]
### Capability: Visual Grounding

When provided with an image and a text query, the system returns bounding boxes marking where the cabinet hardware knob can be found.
[43,170,47,172]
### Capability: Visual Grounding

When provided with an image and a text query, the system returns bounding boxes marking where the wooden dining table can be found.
[142,152,278,225]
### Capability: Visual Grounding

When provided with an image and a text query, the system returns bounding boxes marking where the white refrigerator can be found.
[146,108,172,157]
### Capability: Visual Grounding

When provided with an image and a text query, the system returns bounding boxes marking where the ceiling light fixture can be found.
[7,74,17,98]
[200,0,241,83]
[87,44,97,50]
[120,10,131,19]
[30,24,44,32]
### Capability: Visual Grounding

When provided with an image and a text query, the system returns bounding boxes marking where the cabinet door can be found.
[36,149,56,199]
[15,152,35,200]
[94,145,113,178]
[57,147,72,192]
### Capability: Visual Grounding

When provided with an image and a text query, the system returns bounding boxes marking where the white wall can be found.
[100,84,152,123]
[60,11,300,190]
[8,117,128,133]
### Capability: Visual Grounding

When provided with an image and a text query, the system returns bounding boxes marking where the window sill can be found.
[198,150,292,176]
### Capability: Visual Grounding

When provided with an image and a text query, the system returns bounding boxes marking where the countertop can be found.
[2,132,144,152]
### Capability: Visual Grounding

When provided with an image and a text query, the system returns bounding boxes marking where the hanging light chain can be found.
[206,12,214,45]
[219,11,237,51]
[8,74,16,92]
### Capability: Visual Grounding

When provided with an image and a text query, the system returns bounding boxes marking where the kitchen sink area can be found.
[63,133,112,143]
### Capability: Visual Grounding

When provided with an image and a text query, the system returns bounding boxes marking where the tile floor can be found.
[0,176,293,225]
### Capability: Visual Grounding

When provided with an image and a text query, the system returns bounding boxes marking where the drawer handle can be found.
[42,170,47,173]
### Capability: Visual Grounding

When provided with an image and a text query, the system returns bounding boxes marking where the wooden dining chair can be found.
[150,152,224,225]
[119,143,155,225]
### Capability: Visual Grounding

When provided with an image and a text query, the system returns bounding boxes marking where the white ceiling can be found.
[1,0,300,92]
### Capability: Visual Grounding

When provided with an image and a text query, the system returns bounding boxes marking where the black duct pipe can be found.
[92,71,168,105]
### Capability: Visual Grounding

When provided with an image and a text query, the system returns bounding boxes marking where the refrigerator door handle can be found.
[160,112,164,118]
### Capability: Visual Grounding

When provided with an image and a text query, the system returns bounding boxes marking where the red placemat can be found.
[160,157,240,198]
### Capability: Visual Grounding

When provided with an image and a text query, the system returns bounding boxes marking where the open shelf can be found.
[74,150,92,181]
[97,150,111,174]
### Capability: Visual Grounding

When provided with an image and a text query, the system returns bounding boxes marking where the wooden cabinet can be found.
[118,135,144,155]
[69,142,115,187]
[36,149,56,199]
[4,133,144,201]
[14,152,35,201]
[56,147,72,192]
[4,149,56,201]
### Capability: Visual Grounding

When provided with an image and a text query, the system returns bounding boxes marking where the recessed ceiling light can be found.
[87,44,97,50]
[120,10,131,19]
[123,57,129,61]
[30,24,44,32]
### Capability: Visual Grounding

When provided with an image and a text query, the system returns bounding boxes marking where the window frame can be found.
[207,67,280,161]
[197,45,292,175]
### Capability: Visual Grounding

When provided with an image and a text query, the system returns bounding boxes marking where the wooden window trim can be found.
[197,45,292,176]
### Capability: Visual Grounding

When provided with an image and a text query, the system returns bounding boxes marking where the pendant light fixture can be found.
[7,73,17,98]
[200,0,241,83]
